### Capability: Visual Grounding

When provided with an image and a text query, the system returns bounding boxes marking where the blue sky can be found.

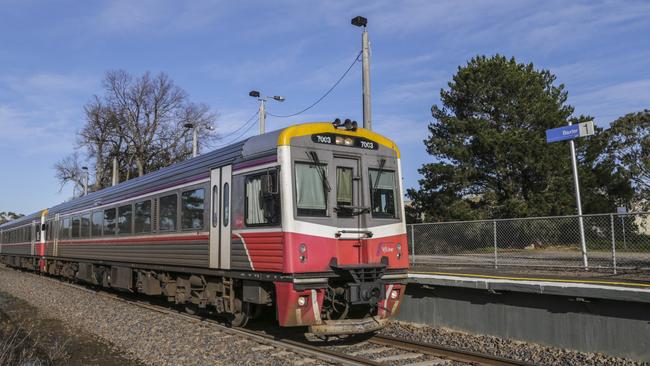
[1,0,649,215]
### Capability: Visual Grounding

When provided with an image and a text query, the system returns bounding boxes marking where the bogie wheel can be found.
[229,299,250,327]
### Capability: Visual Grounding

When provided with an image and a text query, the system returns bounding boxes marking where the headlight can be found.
[299,243,307,253]
[390,290,399,299]
[298,296,308,306]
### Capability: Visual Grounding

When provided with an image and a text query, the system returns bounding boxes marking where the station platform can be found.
[408,267,650,304]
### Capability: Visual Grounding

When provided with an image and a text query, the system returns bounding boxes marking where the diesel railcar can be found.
[0,121,408,335]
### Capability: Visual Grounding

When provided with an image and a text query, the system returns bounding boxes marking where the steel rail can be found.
[370,334,535,366]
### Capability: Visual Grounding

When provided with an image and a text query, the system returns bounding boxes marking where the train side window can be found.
[71,216,81,238]
[369,169,397,218]
[81,214,91,238]
[61,218,71,240]
[118,204,133,235]
[91,211,103,237]
[181,188,205,230]
[295,162,327,216]
[159,194,177,232]
[134,200,152,233]
[103,208,117,235]
[245,171,280,226]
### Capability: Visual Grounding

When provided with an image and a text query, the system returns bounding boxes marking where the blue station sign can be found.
[546,121,595,143]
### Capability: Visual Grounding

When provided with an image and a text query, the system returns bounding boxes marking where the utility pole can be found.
[81,166,89,196]
[249,91,284,135]
[184,123,198,157]
[352,16,371,130]
[112,157,119,186]
[568,121,589,269]
[258,99,266,135]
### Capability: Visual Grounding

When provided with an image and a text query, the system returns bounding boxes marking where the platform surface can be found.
[408,266,650,304]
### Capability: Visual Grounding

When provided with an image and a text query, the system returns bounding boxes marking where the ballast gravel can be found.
[0,266,327,366]
[379,320,646,366]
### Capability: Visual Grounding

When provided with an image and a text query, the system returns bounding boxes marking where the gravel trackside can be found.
[0,266,327,366]
[379,321,646,366]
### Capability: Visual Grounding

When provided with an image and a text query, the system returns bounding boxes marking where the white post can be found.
[568,121,588,269]
[361,29,372,130]
[259,99,266,135]
[493,220,498,269]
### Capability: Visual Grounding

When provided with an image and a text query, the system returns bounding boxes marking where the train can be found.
[0,120,408,335]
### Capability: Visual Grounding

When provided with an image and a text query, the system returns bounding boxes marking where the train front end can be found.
[276,121,408,335]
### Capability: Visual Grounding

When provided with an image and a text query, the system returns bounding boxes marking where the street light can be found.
[184,123,198,157]
[81,166,89,196]
[351,15,372,130]
[249,91,285,134]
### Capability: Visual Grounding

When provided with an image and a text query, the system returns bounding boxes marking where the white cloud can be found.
[570,79,650,125]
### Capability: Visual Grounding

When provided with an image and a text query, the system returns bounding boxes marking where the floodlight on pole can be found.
[250,90,285,135]
[351,15,371,130]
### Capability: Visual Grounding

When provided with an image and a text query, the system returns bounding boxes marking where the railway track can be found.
[23,269,534,366]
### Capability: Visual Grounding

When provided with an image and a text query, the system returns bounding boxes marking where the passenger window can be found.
[295,162,327,216]
[71,217,81,238]
[181,188,205,230]
[91,211,103,237]
[222,183,229,227]
[118,205,133,234]
[245,171,280,226]
[369,169,397,218]
[61,218,71,239]
[159,194,177,231]
[103,208,117,235]
[81,214,91,238]
[134,200,152,233]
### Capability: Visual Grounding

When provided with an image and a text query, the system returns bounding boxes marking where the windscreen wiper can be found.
[372,158,386,191]
[306,151,331,192]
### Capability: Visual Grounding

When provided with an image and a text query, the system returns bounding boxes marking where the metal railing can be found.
[407,212,650,274]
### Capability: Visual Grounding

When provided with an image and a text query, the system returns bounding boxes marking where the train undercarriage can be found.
[0,254,406,334]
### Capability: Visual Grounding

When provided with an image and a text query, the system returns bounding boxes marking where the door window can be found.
[336,167,353,217]
[222,183,229,227]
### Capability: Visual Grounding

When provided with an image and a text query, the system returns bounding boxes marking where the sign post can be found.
[546,121,595,270]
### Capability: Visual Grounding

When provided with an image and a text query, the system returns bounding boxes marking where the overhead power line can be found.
[267,50,362,118]
[219,110,259,145]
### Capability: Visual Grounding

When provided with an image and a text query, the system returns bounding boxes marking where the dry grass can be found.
[0,319,69,366]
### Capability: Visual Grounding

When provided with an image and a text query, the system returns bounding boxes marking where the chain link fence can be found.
[408,212,650,273]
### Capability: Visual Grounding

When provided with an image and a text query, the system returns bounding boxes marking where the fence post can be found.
[410,224,415,267]
[610,214,617,275]
[493,220,498,269]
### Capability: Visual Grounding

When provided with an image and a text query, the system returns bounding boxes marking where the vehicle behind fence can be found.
[407,212,650,273]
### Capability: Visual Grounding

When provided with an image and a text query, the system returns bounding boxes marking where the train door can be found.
[30,222,36,256]
[209,165,232,269]
[333,156,362,264]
